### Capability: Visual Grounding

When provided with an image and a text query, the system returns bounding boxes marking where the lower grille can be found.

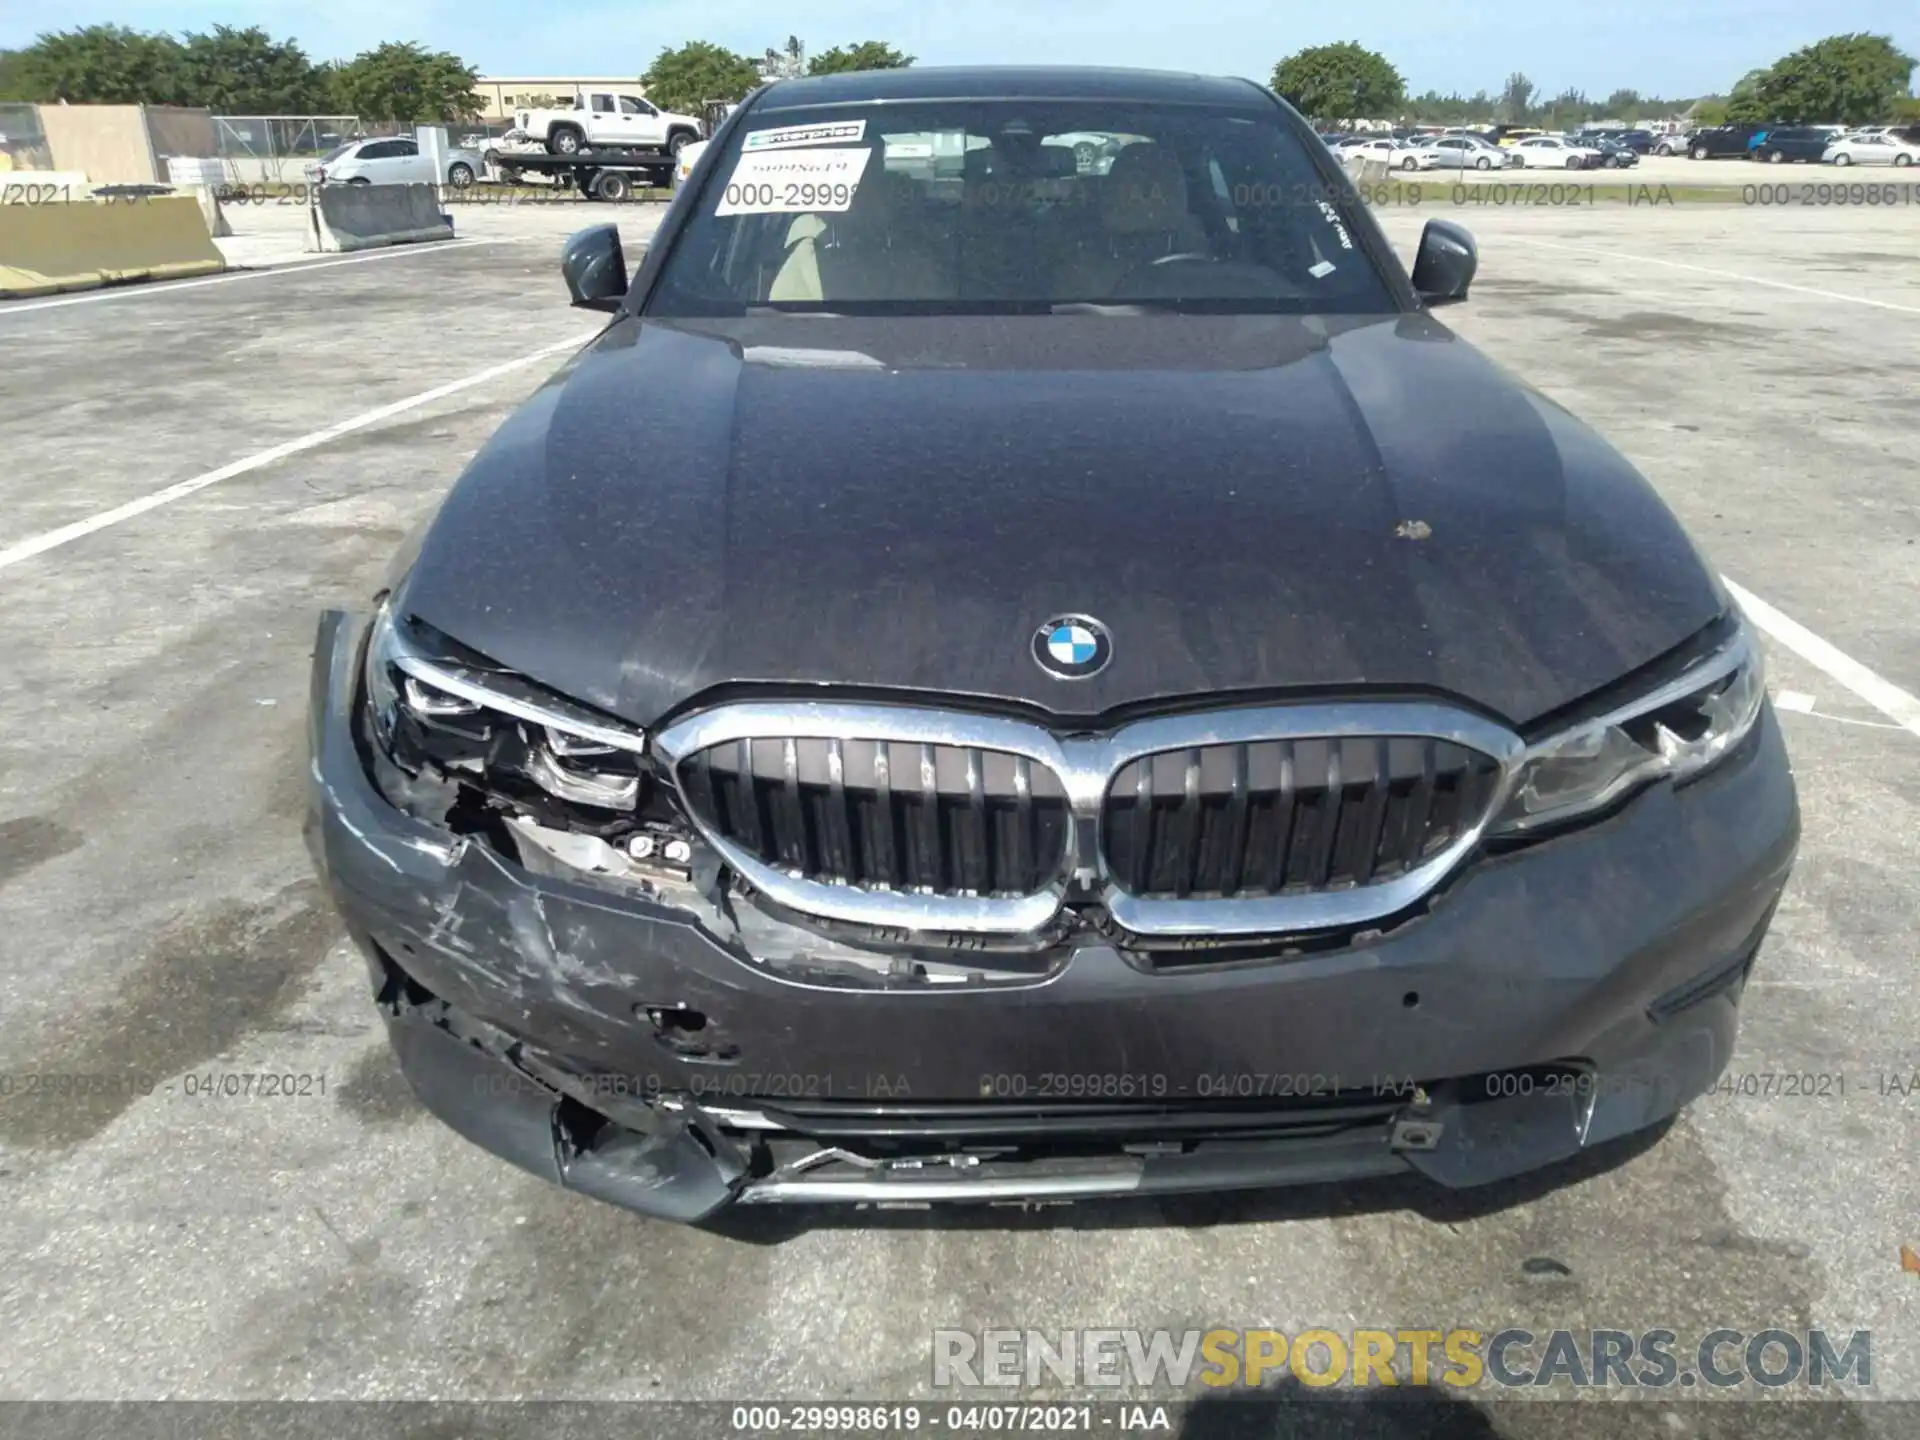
[677,738,1071,897]
[1103,737,1502,899]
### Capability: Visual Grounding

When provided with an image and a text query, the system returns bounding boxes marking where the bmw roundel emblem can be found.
[1032,614,1113,680]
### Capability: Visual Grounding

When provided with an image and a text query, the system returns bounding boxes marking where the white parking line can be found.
[0,239,506,316]
[0,335,590,573]
[1527,240,1920,316]
[1726,577,1920,739]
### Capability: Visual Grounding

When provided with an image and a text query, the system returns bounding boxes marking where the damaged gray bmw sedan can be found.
[305,66,1799,1224]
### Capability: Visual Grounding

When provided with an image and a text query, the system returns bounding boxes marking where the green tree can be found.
[642,41,763,115]
[0,48,34,101]
[1740,33,1916,123]
[1406,90,1468,123]
[179,26,325,112]
[808,41,915,75]
[1689,96,1730,126]
[1539,86,1592,128]
[1498,71,1535,123]
[13,25,186,104]
[1721,66,1771,122]
[1270,42,1404,121]
[329,42,480,122]
[1604,88,1642,118]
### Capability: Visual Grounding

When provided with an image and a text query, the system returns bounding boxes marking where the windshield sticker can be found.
[1308,259,1338,278]
[1315,198,1355,249]
[743,120,868,152]
[716,146,875,215]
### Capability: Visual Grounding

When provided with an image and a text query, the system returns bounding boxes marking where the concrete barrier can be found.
[0,194,224,299]
[186,185,232,238]
[306,182,454,253]
[1339,156,1392,185]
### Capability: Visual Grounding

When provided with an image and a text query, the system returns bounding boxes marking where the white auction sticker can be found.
[716,146,875,216]
[742,120,867,152]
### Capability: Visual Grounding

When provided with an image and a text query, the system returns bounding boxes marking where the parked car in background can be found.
[1823,131,1920,167]
[307,136,483,187]
[1340,136,1417,169]
[1508,134,1604,169]
[1652,131,1693,156]
[1580,135,1641,168]
[1405,135,1515,170]
[1752,126,1839,164]
[1687,124,1765,158]
[1053,131,1130,171]
[1494,126,1546,147]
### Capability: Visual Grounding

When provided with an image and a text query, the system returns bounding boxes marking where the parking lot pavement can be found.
[0,200,1916,1428]
[1376,204,1920,694]
[207,191,671,269]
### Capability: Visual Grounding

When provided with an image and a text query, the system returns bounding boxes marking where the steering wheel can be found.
[1106,252,1220,297]
[1106,252,1302,302]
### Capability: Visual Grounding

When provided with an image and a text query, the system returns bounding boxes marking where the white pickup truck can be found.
[513,90,704,157]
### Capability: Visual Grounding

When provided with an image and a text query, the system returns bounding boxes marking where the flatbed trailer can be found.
[485,148,675,200]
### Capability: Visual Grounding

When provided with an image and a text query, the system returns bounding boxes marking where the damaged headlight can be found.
[361,599,651,823]
[1489,619,1766,835]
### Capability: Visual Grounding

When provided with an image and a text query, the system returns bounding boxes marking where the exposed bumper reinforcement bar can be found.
[734,1135,1411,1205]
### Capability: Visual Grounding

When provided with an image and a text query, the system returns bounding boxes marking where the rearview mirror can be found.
[1410,218,1477,306]
[561,224,628,311]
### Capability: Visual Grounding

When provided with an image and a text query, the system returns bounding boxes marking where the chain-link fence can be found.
[212,115,366,182]
[456,119,525,148]
[210,114,517,182]
[215,116,362,156]
[0,103,54,172]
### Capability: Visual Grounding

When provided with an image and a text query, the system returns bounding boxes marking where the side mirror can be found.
[561,223,628,312]
[1410,218,1476,306]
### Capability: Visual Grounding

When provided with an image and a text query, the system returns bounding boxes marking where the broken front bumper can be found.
[306,611,1800,1223]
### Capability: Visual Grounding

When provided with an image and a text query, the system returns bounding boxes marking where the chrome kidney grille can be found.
[1103,737,1505,900]
[654,701,1524,937]
[676,738,1072,898]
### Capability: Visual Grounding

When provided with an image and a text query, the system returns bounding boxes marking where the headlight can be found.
[1489,620,1766,835]
[362,599,649,816]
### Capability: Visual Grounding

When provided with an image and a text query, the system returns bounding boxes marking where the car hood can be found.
[396,311,1724,729]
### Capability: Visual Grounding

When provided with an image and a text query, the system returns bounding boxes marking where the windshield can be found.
[646,98,1396,316]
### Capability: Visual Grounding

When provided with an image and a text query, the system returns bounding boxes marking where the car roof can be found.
[751,65,1271,113]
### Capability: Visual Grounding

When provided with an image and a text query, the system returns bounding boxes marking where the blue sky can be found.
[3,2,1916,102]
